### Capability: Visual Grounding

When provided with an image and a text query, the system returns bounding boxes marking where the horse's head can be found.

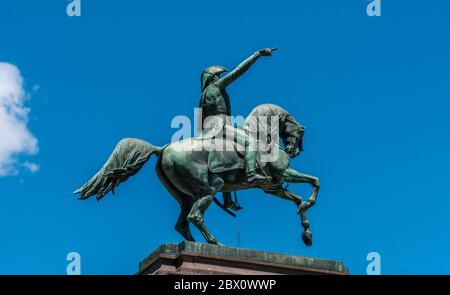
[244,104,305,158]
[282,114,304,158]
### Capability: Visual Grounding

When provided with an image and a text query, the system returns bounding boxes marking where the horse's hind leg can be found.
[175,199,195,242]
[187,195,218,244]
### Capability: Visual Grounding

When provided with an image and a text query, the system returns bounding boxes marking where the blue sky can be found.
[0,0,449,274]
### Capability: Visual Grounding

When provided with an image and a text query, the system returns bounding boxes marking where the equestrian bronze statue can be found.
[74,49,320,247]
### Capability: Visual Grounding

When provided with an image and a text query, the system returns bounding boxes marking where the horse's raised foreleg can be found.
[282,168,320,211]
[262,184,303,206]
[262,185,313,246]
[187,195,219,244]
[270,168,320,246]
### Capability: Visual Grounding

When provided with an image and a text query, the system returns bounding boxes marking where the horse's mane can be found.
[246,103,289,120]
[244,103,303,151]
[244,104,287,132]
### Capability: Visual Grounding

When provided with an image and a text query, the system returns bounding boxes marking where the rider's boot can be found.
[245,150,267,185]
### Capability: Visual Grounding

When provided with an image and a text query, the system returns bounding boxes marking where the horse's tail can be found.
[74,138,162,201]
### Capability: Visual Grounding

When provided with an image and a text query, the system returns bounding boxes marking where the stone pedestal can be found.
[138,241,348,275]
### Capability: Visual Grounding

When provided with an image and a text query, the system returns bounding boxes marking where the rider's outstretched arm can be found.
[217,48,274,88]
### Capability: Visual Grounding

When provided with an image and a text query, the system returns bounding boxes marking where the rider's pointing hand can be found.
[257,48,278,56]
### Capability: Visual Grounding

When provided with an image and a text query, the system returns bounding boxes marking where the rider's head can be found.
[201,65,228,91]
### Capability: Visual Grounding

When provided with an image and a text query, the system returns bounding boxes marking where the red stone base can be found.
[138,241,348,275]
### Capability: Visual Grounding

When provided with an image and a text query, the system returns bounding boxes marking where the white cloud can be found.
[22,161,40,174]
[0,62,38,176]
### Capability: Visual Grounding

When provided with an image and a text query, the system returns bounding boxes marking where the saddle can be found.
[207,138,269,174]
[195,125,272,174]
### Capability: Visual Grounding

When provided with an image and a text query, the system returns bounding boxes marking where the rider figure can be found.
[198,48,276,211]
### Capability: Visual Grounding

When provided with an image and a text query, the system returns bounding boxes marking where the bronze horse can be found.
[74,104,319,246]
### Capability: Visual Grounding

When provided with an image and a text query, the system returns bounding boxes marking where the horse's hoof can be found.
[208,240,222,246]
[302,231,313,247]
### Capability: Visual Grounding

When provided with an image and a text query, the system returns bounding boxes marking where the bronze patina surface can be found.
[75,49,319,247]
